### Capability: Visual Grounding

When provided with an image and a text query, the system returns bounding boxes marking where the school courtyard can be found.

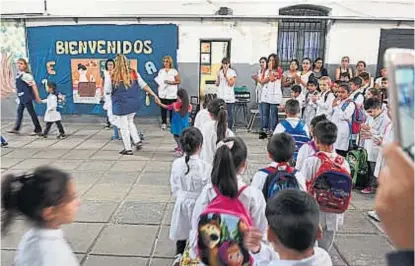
[1,119,394,266]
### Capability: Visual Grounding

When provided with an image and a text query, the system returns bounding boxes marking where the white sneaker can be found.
[172,254,182,266]
[161,123,167,130]
[367,210,381,222]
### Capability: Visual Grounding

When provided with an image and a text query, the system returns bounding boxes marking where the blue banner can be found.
[26,24,178,116]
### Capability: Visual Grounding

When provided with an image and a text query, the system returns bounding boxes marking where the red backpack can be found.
[341,94,367,134]
[197,186,253,266]
[307,152,352,214]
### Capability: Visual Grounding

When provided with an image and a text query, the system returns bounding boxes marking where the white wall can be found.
[325,21,414,65]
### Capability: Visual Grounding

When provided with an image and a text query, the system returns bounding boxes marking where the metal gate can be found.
[277,5,329,70]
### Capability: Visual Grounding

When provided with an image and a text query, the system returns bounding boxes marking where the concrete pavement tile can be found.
[1,250,16,266]
[72,171,103,185]
[32,149,69,159]
[90,150,122,160]
[330,246,347,266]
[76,254,85,264]
[72,129,100,136]
[118,151,153,161]
[101,142,124,151]
[91,224,158,256]
[83,184,131,201]
[149,258,175,266]
[48,140,84,149]
[11,158,54,170]
[98,172,139,185]
[62,149,97,159]
[143,162,171,172]
[1,220,30,249]
[162,204,174,225]
[50,160,85,171]
[3,148,41,159]
[24,139,58,148]
[62,223,105,253]
[76,200,119,223]
[76,160,114,172]
[113,202,166,225]
[339,211,377,234]
[139,171,170,186]
[1,147,14,156]
[83,255,148,266]
[153,226,175,258]
[110,161,147,172]
[75,140,108,150]
[5,140,35,148]
[126,185,171,202]
[335,235,393,266]
[151,152,176,162]
[1,158,24,169]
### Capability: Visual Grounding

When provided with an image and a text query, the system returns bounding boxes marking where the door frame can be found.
[198,39,232,101]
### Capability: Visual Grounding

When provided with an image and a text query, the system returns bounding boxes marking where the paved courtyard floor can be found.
[1,120,394,266]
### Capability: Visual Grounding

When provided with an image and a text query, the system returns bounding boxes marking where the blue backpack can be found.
[56,92,66,112]
[280,120,310,161]
[260,163,300,201]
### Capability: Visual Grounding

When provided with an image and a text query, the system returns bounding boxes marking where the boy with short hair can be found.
[301,121,350,251]
[247,190,333,266]
[360,98,391,194]
[251,132,306,192]
[315,76,335,118]
[380,77,388,89]
[302,79,319,127]
[358,71,371,95]
[349,77,365,106]
[274,99,310,161]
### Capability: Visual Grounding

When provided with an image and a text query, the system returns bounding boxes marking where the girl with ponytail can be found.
[187,137,268,259]
[169,127,212,264]
[2,166,80,265]
[200,98,235,165]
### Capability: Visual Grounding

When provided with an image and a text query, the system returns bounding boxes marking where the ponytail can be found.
[211,137,247,199]
[180,127,203,175]
[216,107,227,143]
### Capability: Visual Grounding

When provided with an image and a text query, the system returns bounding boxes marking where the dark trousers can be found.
[160,98,175,124]
[368,161,377,188]
[43,121,65,136]
[176,240,187,255]
[14,101,42,133]
[227,103,234,129]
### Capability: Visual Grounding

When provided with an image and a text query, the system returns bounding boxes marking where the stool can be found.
[248,108,260,132]
[233,101,249,128]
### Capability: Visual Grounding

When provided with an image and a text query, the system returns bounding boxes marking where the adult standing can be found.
[157,56,181,130]
[111,54,159,155]
[356,60,368,77]
[260,53,283,136]
[282,59,300,97]
[294,58,313,101]
[8,58,42,136]
[252,57,269,139]
[335,56,353,82]
[215,57,237,129]
[312,57,329,79]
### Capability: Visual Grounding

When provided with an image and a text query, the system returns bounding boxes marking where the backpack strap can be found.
[280,120,294,131]
[353,92,363,101]
[308,141,317,153]
[237,185,248,197]
[275,162,295,173]
[294,120,305,131]
[340,99,352,111]
[260,166,277,175]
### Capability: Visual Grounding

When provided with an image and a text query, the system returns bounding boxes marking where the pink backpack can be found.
[197,186,253,266]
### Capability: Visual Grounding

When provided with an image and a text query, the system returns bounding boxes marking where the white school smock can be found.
[302,93,318,127]
[188,176,268,259]
[361,111,391,162]
[42,94,61,122]
[316,91,335,119]
[296,142,318,172]
[349,90,365,106]
[169,154,212,241]
[256,69,268,103]
[102,70,112,110]
[251,161,307,192]
[374,123,393,178]
[15,228,79,266]
[200,120,235,165]
[331,99,355,151]
[194,109,212,131]
[261,70,282,105]
[301,151,351,231]
[299,71,313,101]
[157,68,179,100]
[217,68,237,103]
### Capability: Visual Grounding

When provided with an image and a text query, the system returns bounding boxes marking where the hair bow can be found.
[217,140,234,149]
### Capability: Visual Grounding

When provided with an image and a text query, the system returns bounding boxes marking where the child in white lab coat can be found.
[102,59,120,140]
[188,137,267,260]
[245,190,332,266]
[360,98,391,194]
[200,98,234,165]
[315,76,335,119]
[331,83,355,157]
[251,132,306,192]
[169,127,211,265]
[194,93,216,130]
[301,121,350,252]
[302,78,319,127]
[1,166,80,266]
[41,81,66,139]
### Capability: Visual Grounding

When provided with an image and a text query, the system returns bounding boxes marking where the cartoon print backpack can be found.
[280,119,310,161]
[197,186,253,266]
[260,163,300,202]
[341,94,367,134]
[346,147,369,188]
[307,152,352,214]
[56,91,66,112]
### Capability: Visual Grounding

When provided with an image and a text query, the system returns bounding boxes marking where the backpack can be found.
[260,163,300,202]
[56,92,66,112]
[280,120,310,161]
[341,94,367,134]
[197,186,253,266]
[307,152,352,214]
[346,147,369,188]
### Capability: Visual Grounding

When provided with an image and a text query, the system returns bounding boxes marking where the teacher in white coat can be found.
[215,57,237,129]
[157,56,181,130]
